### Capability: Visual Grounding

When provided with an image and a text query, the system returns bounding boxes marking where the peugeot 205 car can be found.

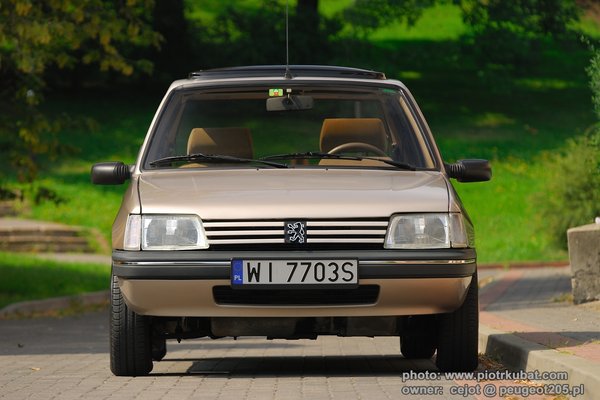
[92,65,491,376]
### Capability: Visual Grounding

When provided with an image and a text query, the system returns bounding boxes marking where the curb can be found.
[0,290,109,319]
[479,325,600,395]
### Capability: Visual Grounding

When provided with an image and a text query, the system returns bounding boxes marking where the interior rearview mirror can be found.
[266,95,314,111]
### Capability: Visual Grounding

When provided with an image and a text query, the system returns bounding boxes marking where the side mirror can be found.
[446,159,492,183]
[91,162,132,185]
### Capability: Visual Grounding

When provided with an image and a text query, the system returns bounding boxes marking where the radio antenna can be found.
[284,0,292,79]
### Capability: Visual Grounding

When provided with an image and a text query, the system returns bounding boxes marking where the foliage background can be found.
[1,0,599,264]
[0,0,160,181]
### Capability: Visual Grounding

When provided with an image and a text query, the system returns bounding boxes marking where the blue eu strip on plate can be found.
[231,259,244,285]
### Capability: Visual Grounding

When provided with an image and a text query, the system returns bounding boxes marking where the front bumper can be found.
[112,249,476,317]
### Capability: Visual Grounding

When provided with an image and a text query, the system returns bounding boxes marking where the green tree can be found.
[456,0,580,84]
[339,0,581,83]
[152,0,190,82]
[341,0,436,34]
[590,46,600,119]
[202,0,341,67]
[535,46,600,247]
[0,0,160,183]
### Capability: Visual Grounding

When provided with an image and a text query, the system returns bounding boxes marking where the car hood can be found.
[137,169,450,219]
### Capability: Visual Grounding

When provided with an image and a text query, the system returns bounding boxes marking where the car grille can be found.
[212,285,380,306]
[203,218,388,249]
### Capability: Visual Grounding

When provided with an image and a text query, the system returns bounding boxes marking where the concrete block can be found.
[567,223,600,304]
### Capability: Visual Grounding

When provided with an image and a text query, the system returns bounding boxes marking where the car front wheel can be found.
[110,275,153,376]
[400,315,437,359]
[435,272,479,372]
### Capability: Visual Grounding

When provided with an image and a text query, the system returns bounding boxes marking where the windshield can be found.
[143,84,436,170]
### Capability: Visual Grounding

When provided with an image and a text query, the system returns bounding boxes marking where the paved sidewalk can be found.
[0,217,108,253]
[2,261,599,399]
[478,265,600,395]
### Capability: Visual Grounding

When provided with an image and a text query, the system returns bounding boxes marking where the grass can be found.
[369,4,467,41]
[185,0,356,22]
[2,5,597,265]
[552,292,574,304]
[19,89,162,238]
[0,252,110,309]
[454,163,568,263]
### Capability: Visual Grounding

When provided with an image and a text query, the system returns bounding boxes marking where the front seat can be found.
[187,127,254,159]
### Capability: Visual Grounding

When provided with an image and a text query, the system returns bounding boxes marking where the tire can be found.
[110,275,153,376]
[152,337,167,361]
[435,272,479,372]
[400,315,437,359]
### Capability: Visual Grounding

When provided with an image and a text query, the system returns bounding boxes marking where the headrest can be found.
[187,127,253,159]
[320,118,387,153]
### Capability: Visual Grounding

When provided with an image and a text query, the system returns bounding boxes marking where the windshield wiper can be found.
[150,153,288,168]
[261,151,416,171]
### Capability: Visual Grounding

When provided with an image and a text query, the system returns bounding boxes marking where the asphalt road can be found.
[0,310,490,400]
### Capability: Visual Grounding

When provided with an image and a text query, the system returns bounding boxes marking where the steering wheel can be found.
[328,142,388,157]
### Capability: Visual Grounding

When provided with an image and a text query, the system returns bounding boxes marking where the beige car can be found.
[92,65,491,376]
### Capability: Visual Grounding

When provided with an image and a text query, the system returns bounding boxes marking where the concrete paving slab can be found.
[1,263,599,399]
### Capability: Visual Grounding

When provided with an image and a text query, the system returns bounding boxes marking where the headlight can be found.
[384,213,469,249]
[124,214,209,250]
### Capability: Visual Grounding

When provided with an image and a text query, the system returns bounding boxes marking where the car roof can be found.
[187,65,387,81]
[168,65,408,93]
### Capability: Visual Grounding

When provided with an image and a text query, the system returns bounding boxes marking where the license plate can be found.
[231,259,358,286]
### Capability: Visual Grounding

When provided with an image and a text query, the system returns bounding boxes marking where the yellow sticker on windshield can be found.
[269,88,284,97]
